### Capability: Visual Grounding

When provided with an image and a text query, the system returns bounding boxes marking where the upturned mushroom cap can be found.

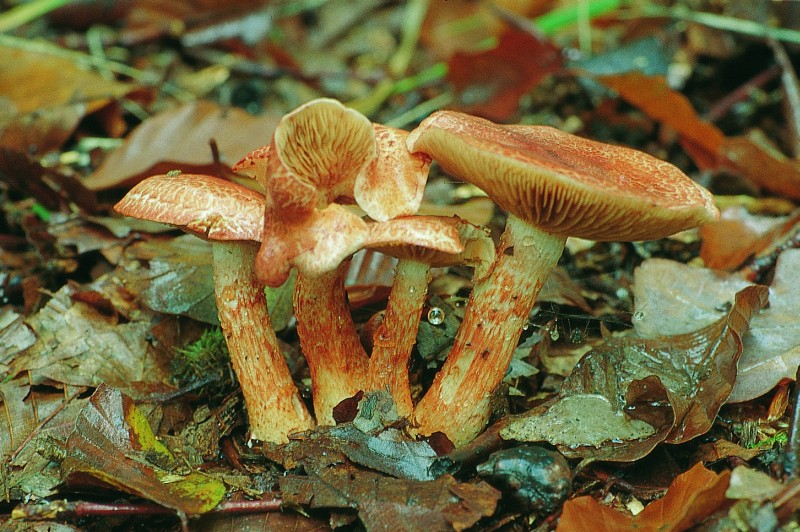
[233,102,430,222]
[407,111,719,241]
[114,173,265,241]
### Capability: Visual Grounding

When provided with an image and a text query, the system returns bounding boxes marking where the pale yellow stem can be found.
[212,241,314,443]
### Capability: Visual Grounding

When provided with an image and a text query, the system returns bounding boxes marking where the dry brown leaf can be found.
[557,462,731,532]
[84,100,278,190]
[0,46,146,154]
[7,275,170,391]
[633,252,800,402]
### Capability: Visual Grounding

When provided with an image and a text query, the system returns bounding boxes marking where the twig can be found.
[12,497,283,520]
[702,65,781,123]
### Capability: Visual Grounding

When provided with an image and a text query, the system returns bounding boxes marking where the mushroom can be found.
[406,111,720,446]
[365,217,494,417]
[231,98,432,424]
[114,173,314,444]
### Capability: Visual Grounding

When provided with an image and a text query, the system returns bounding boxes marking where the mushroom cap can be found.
[407,111,720,241]
[114,173,265,241]
[268,98,375,217]
[356,124,431,221]
[234,109,431,222]
[367,216,495,278]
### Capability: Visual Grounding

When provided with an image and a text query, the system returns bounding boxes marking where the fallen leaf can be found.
[61,385,226,516]
[0,46,146,154]
[720,130,800,201]
[726,466,783,502]
[699,205,787,270]
[632,252,800,402]
[501,286,768,462]
[557,462,731,532]
[596,71,724,169]
[447,28,563,121]
[7,274,170,391]
[84,100,278,190]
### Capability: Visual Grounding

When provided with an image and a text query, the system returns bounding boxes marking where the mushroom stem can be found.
[211,241,315,443]
[294,262,370,424]
[367,258,431,417]
[412,216,566,446]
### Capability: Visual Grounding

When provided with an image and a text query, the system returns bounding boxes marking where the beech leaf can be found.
[61,385,225,516]
[557,463,731,532]
[633,252,800,402]
[501,286,768,462]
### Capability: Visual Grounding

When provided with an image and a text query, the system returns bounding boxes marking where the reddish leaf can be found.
[720,130,800,201]
[557,463,731,532]
[447,28,563,121]
[596,71,724,169]
[62,385,225,516]
[699,206,788,270]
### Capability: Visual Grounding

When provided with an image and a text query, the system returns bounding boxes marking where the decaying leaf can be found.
[699,206,788,270]
[7,277,170,391]
[633,251,800,402]
[61,385,225,516]
[557,463,731,532]
[501,286,767,462]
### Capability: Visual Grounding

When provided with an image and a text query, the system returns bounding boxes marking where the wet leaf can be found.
[447,28,563,121]
[119,236,219,325]
[501,286,768,461]
[557,463,731,532]
[633,252,800,402]
[596,71,724,169]
[84,100,278,190]
[62,385,225,515]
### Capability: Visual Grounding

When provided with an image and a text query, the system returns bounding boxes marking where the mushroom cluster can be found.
[115,100,719,447]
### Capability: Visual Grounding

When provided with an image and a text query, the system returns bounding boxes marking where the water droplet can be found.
[409,287,416,294]
[633,311,645,321]
[522,322,529,331]
[427,307,445,325]
[549,327,560,341]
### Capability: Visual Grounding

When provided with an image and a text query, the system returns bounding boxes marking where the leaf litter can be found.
[3,0,800,530]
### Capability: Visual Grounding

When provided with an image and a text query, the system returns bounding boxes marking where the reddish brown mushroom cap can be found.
[114,173,265,241]
[407,111,719,241]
